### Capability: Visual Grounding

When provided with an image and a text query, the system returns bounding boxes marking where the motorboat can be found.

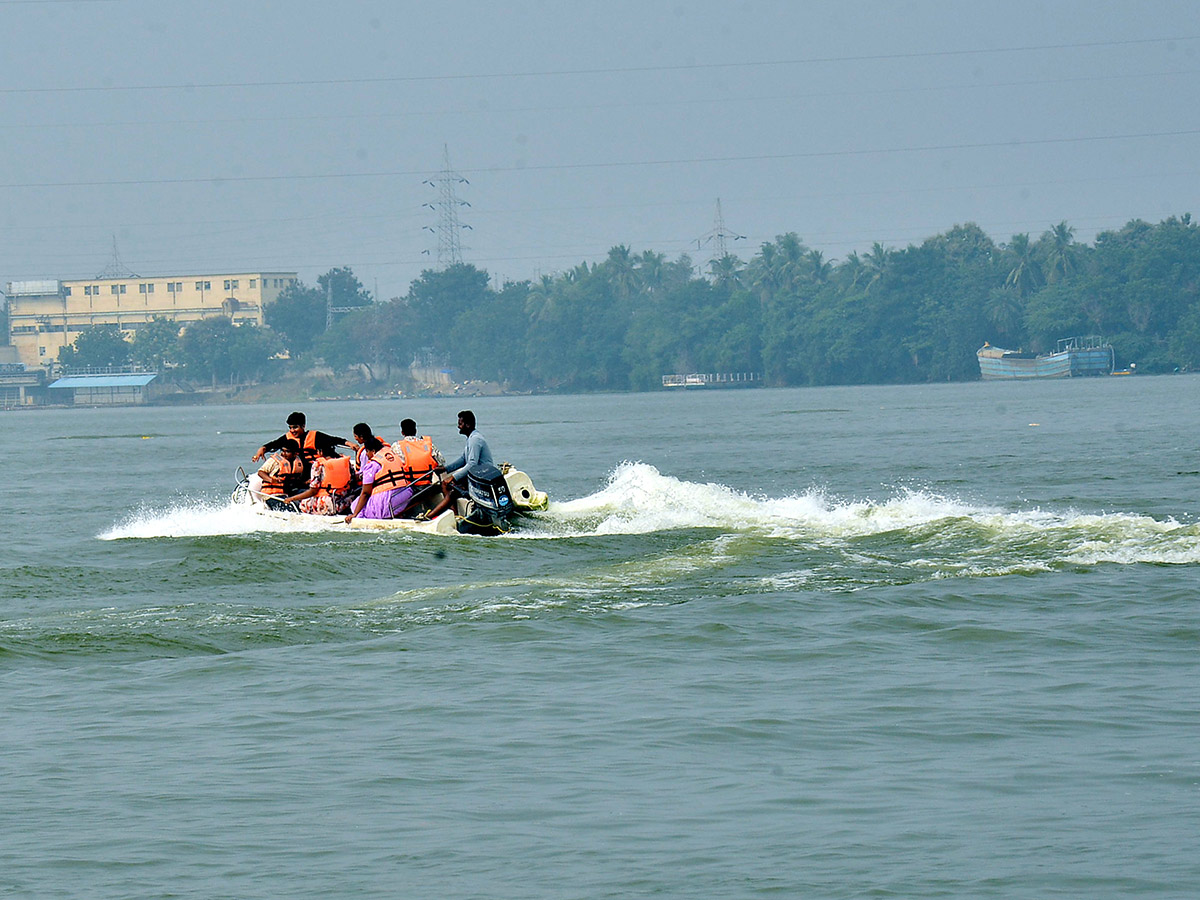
[232,462,548,535]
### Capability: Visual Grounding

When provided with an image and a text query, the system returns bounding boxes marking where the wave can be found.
[100,462,1200,566]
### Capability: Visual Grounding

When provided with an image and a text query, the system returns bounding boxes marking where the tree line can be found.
[42,215,1200,389]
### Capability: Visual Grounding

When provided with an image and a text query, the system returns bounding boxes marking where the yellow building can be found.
[5,271,297,369]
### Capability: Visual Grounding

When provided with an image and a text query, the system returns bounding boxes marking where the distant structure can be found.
[97,235,139,280]
[6,270,296,370]
[422,145,472,268]
[694,198,745,272]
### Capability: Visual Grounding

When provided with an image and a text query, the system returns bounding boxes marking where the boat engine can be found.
[458,463,515,535]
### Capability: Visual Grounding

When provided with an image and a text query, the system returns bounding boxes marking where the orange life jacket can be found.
[368,445,411,497]
[317,455,353,495]
[394,436,438,486]
[301,430,319,466]
[260,454,305,496]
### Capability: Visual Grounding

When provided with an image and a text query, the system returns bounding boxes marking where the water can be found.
[2,379,1199,898]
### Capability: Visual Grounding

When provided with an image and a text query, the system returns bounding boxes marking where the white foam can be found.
[100,498,350,539]
[100,462,1200,566]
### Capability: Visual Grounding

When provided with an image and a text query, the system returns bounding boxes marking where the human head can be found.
[353,422,385,452]
[286,411,306,429]
[400,417,417,437]
[280,438,301,457]
[457,409,475,434]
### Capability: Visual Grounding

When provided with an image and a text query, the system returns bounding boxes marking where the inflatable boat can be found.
[232,462,549,535]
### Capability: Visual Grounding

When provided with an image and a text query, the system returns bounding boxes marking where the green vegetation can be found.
[55,214,1200,390]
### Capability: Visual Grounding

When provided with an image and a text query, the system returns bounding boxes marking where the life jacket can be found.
[317,455,353,495]
[394,436,438,486]
[367,445,412,497]
[300,430,320,466]
[260,454,305,496]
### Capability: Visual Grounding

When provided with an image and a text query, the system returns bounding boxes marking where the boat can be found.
[232,462,548,535]
[977,336,1114,380]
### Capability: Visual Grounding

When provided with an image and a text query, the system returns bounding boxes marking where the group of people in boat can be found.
[248,409,493,523]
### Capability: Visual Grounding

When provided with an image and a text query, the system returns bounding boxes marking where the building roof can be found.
[48,373,158,389]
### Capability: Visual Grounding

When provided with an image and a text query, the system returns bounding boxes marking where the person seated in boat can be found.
[344,424,415,523]
[252,411,353,479]
[282,448,357,516]
[252,439,306,504]
[392,418,445,492]
[422,409,493,520]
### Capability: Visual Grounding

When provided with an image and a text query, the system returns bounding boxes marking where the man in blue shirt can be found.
[423,409,493,519]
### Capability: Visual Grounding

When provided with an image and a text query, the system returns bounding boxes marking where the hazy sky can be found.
[2,0,1197,300]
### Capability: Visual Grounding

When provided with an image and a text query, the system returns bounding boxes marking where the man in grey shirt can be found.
[423,409,493,518]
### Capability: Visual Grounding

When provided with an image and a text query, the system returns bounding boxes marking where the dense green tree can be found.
[179,317,278,387]
[58,324,131,370]
[265,281,326,355]
[131,317,181,371]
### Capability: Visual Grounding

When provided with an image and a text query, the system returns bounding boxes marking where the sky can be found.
[1,0,1198,301]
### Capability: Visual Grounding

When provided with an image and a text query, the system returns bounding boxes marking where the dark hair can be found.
[458,409,476,430]
[353,422,385,452]
[286,411,306,427]
[281,439,301,453]
[400,418,417,436]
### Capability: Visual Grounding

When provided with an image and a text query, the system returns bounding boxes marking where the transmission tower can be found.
[97,235,138,279]
[422,145,472,268]
[695,198,745,269]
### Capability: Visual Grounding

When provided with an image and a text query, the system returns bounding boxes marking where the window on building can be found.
[111,284,126,295]
[147,283,155,293]
[38,347,46,357]
[84,285,92,296]
[63,286,72,296]
[139,284,147,293]
[249,279,257,289]
[224,280,231,290]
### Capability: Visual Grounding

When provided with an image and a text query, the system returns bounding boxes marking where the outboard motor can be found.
[458,463,514,535]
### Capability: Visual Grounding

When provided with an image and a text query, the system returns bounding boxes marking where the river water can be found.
[2,378,1199,898]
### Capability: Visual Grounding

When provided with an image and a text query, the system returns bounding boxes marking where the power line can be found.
[4,66,1195,133]
[0,36,1196,95]
[2,127,1197,190]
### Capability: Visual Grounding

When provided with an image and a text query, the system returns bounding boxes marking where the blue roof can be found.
[49,373,158,389]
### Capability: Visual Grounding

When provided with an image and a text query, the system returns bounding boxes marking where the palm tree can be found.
[636,250,667,294]
[604,245,637,299]
[864,242,892,292]
[1042,221,1078,283]
[840,251,866,290]
[806,249,832,284]
[1003,233,1042,297]
[985,286,1024,339]
[708,253,744,290]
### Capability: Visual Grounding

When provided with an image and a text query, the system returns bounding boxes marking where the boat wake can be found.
[101,462,1200,567]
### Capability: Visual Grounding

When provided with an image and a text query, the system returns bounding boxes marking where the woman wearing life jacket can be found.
[345,423,415,522]
[255,439,306,498]
[284,449,357,515]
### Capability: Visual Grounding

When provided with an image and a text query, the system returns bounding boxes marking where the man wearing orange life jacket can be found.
[252,411,353,481]
[253,439,306,502]
[283,448,358,516]
[391,418,445,489]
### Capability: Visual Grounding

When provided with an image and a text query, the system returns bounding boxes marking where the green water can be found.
[2,379,1199,898]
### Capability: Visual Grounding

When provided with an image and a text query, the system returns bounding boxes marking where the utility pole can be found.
[422,145,472,268]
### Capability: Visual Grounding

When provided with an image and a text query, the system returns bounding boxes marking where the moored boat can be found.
[977,336,1114,380]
